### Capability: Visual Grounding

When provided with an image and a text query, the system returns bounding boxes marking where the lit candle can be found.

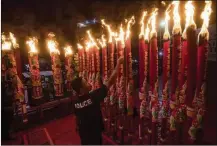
[2,33,27,123]
[125,16,135,116]
[26,37,43,99]
[47,33,63,97]
[64,45,74,92]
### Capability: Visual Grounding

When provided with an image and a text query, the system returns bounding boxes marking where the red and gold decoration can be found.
[47,33,63,97]
[189,1,212,142]
[2,33,28,123]
[125,16,135,116]
[77,43,84,77]
[26,37,43,99]
[161,5,171,142]
[170,1,182,108]
[64,45,74,92]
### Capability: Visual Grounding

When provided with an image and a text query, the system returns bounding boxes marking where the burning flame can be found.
[87,30,99,49]
[163,4,171,40]
[150,8,158,38]
[144,17,151,41]
[26,37,38,53]
[2,34,12,51]
[182,1,196,39]
[98,35,107,48]
[125,16,135,40]
[101,19,116,43]
[2,41,12,51]
[139,11,148,39]
[172,1,182,34]
[47,33,60,54]
[9,32,19,48]
[64,45,73,57]
[117,24,125,47]
[77,43,83,49]
[198,1,212,40]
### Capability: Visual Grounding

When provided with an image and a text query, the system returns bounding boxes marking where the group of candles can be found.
[1,0,212,143]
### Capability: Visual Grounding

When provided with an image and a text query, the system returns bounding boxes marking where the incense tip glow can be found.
[172,1,182,35]
[198,1,212,40]
[9,32,19,48]
[139,11,147,39]
[125,16,135,40]
[182,1,196,39]
[47,33,60,54]
[64,45,73,57]
[26,37,38,53]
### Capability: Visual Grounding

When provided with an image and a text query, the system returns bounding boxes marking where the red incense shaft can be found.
[186,26,197,108]
[139,38,145,89]
[149,36,158,92]
[171,34,181,99]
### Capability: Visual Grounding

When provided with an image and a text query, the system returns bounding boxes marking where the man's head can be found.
[71,77,92,95]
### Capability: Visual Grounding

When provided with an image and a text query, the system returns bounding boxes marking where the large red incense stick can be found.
[171,34,181,103]
[149,36,158,93]
[139,38,145,89]
[186,26,197,115]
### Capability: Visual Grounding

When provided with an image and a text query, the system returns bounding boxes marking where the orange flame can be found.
[26,37,38,53]
[64,45,73,57]
[182,1,196,39]
[97,35,107,48]
[144,17,151,41]
[172,1,182,35]
[87,30,99,49]
[77,43,83,49]
[9,32,19,48]
[101,19,115,43]
[2,34,12,51]
[163,4,171,40]
[198,1,212,40]
[139,11,148,39]
[125,16,135,40]
[47,33,60,54]
[150,8,158,38]
[116,24,125,47]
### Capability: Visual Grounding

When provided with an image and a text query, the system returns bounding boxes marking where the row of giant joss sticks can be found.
[76,17,136,144]
[2,33,28,123]
[1,32,78,123]
[138,1,212,145]
[76,1,212,144]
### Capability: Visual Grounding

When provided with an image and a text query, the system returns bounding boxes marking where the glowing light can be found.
[2,41,12,51]
[150,8,158,38]
[26,37,38,53]
[87,30,99,49]
[172,1,182,34]
[182,1,196,39]
[64,45,73,57]
[9,32,19,48]
[101,19,116,43]
[116,24,125,47]
[98,35,107,48]
[198,1,212,40]
[139,11,147,39]
[125,16,135,40]
[144,17,151,41]
[163,4,171,40]
[77,43,83,49]
[47,33,60,54]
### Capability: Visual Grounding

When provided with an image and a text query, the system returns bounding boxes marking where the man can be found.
[71,57,124,145]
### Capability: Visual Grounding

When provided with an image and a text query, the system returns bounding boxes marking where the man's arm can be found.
[104,57,124,89]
